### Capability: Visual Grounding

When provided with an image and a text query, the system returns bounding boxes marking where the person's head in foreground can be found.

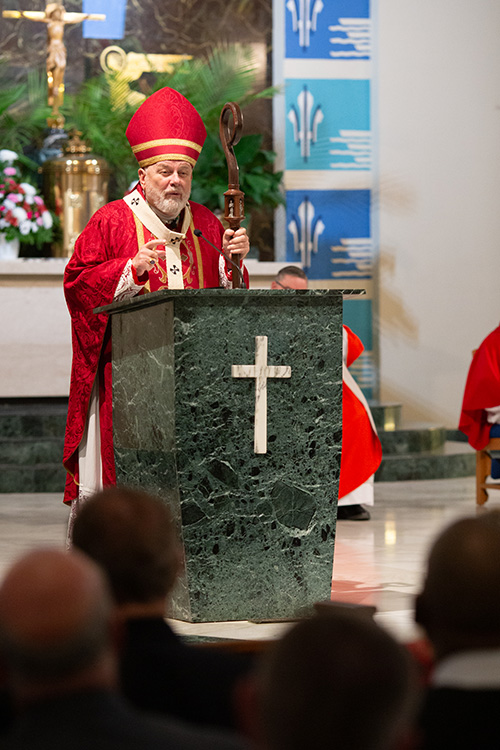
[239,609,418,750]
[0,547,117,704]
[72,485,181,613]
[416,510,500,660]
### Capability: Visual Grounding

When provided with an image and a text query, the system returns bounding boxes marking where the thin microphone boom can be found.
[193,228,247,290]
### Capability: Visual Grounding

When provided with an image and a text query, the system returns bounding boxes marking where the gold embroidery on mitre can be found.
[132,138,202,154]
[138,154,197,168]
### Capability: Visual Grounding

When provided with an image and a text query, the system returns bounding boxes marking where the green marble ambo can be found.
[106,289,343,622]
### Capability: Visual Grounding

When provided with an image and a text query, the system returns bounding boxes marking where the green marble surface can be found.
[109,290,343,622]
[379,425,447,455]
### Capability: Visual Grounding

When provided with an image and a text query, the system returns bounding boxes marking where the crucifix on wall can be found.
[2,3,105,125]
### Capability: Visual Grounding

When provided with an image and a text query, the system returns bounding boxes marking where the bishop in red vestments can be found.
[63,87,249,516]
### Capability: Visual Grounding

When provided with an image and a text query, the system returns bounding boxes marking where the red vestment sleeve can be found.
[459,324,500,449]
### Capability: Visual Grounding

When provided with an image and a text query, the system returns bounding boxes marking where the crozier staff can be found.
[63,87,250,528]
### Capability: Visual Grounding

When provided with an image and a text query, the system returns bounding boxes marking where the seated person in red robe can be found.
[459,322,500,478]
[63,88,250,529]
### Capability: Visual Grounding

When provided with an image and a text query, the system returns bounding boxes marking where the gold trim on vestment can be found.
[190,214,204,288]
[132,138,202,154]
[133,213,151,293]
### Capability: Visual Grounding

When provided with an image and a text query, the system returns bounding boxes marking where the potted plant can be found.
[0,149,55,258]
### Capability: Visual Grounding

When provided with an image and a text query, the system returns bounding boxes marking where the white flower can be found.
[0,149,18,164]
[23,194,35,205]
[30,221,39,233]
[2,199,16,211]
[19,182,37,196]
[0,218,9,229]
[42,210,53,229]
[19,220,31,235]
[12,206,28,223]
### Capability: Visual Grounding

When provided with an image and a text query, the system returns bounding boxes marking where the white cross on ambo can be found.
[232,335,291,454]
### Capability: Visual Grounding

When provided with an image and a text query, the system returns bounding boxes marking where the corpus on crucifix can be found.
[2,3,105,123]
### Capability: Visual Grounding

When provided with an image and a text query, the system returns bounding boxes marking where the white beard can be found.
[155,194,186,220]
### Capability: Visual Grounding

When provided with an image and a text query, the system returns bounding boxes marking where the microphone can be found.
[193,228,247,290]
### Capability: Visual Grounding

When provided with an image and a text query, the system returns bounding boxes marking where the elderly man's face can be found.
[138,160,192,220]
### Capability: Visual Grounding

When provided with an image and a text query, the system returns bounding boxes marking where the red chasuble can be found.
[63,193,247,504]
[339,326,382,499]
[459,323,500,449]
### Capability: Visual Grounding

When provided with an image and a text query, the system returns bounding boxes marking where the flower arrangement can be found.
[0,149,55,248]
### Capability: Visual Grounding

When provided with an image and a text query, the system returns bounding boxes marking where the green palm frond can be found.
[1,46,283,210]
[0,61,52,154]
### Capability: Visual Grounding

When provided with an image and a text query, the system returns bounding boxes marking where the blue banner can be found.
[285,79,370,170]
[285,0,370,60]
[286,189,371,281]
[82,0,126,39]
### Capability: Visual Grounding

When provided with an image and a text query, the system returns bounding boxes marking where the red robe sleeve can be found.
[459,324,500,449]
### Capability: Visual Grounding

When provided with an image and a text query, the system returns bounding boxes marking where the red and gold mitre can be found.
[126,87,206,169]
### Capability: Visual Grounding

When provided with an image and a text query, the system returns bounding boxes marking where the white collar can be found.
[432,648,500,688]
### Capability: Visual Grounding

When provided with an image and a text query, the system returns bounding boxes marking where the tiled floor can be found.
[0,476,494,644]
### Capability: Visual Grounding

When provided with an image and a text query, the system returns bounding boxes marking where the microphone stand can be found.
[193,229,247,289]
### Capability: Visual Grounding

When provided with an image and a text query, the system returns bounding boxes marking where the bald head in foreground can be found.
[0,548,245,750]
[0,548,116,702]
[72,486,255,731]
[239,610,418,750]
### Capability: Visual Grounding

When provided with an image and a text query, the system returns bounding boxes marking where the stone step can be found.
[0,437,64,465]
[369,403,402,432]
[0,399,68,493]
[375,441,475,482]
[0,463,66,493]
[0,398,67,439]
[378,424,447,455]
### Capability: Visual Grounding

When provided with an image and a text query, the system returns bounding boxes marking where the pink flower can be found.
[36,216,43,226]
[3,167,16,176]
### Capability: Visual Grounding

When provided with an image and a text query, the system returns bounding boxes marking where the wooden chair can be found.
[476,437,500,505]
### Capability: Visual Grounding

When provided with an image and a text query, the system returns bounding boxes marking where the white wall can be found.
[377,0,500,427]
[0,261,71,397]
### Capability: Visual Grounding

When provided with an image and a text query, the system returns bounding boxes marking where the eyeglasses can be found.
[274,279,292,290]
